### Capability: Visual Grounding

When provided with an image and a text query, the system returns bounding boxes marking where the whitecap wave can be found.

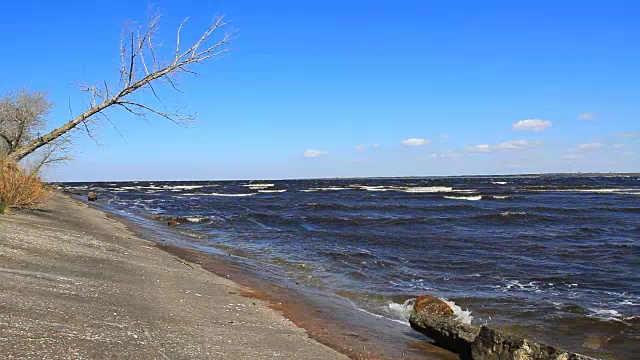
[300,187,350,192]
[115,184,208,191]
[357,185,401,192]
[244,183,275,190]
[403,186,453,193]
[535,188,640,194]
[451,189,480,194]
[258,189,287,193]
[620,300,640,306]
[492,181,508,185]
[181,192,257,197]
[242,183,274,187]
[586,308,633,323]
[590,309,622,317]
[167,185,205,190]
[64,185,89,190]
[499,280,542,293]
[444,195,482,201]
[500,211,526,216]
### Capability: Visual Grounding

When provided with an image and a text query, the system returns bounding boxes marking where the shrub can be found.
[0,160,48,210]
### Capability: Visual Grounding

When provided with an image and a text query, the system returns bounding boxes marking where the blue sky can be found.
[2,0,639,181]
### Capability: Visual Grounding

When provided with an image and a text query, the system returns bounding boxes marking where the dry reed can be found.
[0,160,48,210]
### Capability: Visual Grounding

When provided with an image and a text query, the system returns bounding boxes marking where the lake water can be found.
[61,175,639,359]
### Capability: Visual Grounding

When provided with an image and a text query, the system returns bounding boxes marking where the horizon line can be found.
[50,171,640,183]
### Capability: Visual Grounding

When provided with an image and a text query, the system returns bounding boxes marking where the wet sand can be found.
[0,192,349,359]
[152,243,458,360]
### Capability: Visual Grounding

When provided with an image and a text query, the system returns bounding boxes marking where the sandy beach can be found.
[0,192,349,359]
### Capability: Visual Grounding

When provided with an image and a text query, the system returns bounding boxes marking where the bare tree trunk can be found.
[6,14,231,163]
[6,99,115,162]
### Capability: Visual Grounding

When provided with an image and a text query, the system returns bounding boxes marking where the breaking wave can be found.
[402,186,453,193]
[385,298,473,325]
[443,195,482,201]
[300,187,351,192]
[181,192,257,197]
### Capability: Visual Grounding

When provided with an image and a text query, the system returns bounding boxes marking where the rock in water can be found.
[87,192,97,201]
[167,219,180,227]
[409,296,598,360]
[471,325,597,360]
[414,295,454,317]
[409,295,480,359]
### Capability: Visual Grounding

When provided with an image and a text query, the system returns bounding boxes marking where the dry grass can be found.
[0,160,49,211]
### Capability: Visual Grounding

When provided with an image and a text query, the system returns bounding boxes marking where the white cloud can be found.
[494,140,543,151]
[613,143,625,149]
[372,144,380,149]
[577,142,602,150]
[355,145,366,153]
[429,151,462,159]
[512,119,552,132]
[401,138,430,147]
[623,152,636,156]
[464,144,491,152]
[304,149,328,158]
[618,132,640,138]
[562,154,584,160]
[578,112,598,120]
[463,140,542,153]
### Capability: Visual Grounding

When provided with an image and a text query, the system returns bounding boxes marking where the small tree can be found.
[3,12,232,163]
[0,90,71,170]
[0,90,51,157]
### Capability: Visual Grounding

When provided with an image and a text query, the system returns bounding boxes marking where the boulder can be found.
[408,295,599,360]
[409,295,480,359]
[415,295,454,317]
[167,219,180,227]
[87,192,97,201]
[471,325,597,360]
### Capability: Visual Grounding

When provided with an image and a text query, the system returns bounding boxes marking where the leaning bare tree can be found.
[3,13,231,164]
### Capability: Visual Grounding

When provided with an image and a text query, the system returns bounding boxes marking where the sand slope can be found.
[0,192,347,359]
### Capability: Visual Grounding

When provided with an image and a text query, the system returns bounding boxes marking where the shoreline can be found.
[0,192,350,359]
[92,192,458,360]
[52,177,637,359]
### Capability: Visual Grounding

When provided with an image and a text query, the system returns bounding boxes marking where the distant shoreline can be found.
[51,171,640,184]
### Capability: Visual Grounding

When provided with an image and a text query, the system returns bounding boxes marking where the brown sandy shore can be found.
[0,192,350,359]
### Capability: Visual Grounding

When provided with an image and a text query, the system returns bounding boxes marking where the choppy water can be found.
[61,175,639,358]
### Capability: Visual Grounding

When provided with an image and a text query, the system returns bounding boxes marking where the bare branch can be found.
[116,100,193,126]
[96,111,125,139]
[5,12,231,162]
[176,17,190,60]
